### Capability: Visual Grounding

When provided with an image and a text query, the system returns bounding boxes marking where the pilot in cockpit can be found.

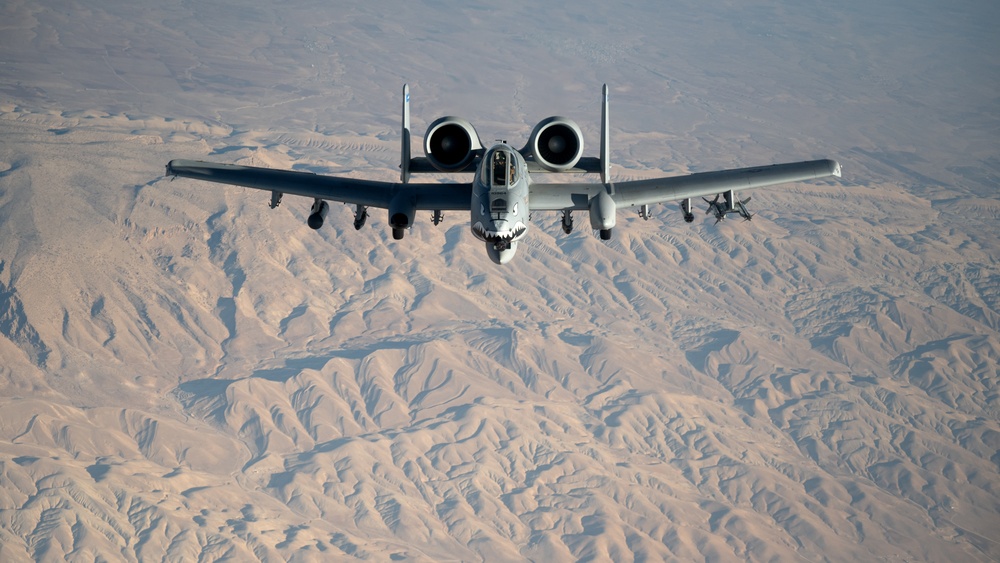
[492,150,507,187]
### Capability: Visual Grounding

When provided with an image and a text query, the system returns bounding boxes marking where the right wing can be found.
[528,159,841,211]
[165,160,473,210]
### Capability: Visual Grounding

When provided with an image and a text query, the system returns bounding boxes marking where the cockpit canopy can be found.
[482,147,518,188]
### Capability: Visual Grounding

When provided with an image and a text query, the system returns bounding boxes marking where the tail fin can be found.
[600,84,610,184]
[400,84,411,183]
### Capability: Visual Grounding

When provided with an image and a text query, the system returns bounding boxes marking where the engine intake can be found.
[528,117,584,171]
[423,116,482,172]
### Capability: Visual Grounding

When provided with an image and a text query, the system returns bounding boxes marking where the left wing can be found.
[165,160,473,210]
[528,158,841,211]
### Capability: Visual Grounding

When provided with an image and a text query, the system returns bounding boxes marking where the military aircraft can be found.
[165,85,841,264]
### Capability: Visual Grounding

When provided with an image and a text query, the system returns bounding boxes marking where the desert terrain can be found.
[0,0,997,560]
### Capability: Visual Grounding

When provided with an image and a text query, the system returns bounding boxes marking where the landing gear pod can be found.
[589,190,616,239]
[388,193,415,240]
[307,199,329,230]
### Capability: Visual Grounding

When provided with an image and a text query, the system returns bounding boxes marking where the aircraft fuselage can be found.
[471,144,530,264]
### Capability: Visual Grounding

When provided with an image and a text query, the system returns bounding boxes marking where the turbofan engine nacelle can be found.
[423,116,483,172]
[528,116,585,171]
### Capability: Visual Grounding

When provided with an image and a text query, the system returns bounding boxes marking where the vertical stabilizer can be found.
[600,84,610,184]
[401,84,411,183]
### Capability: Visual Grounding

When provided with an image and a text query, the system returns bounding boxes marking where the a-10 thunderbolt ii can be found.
[165,85,841,264]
